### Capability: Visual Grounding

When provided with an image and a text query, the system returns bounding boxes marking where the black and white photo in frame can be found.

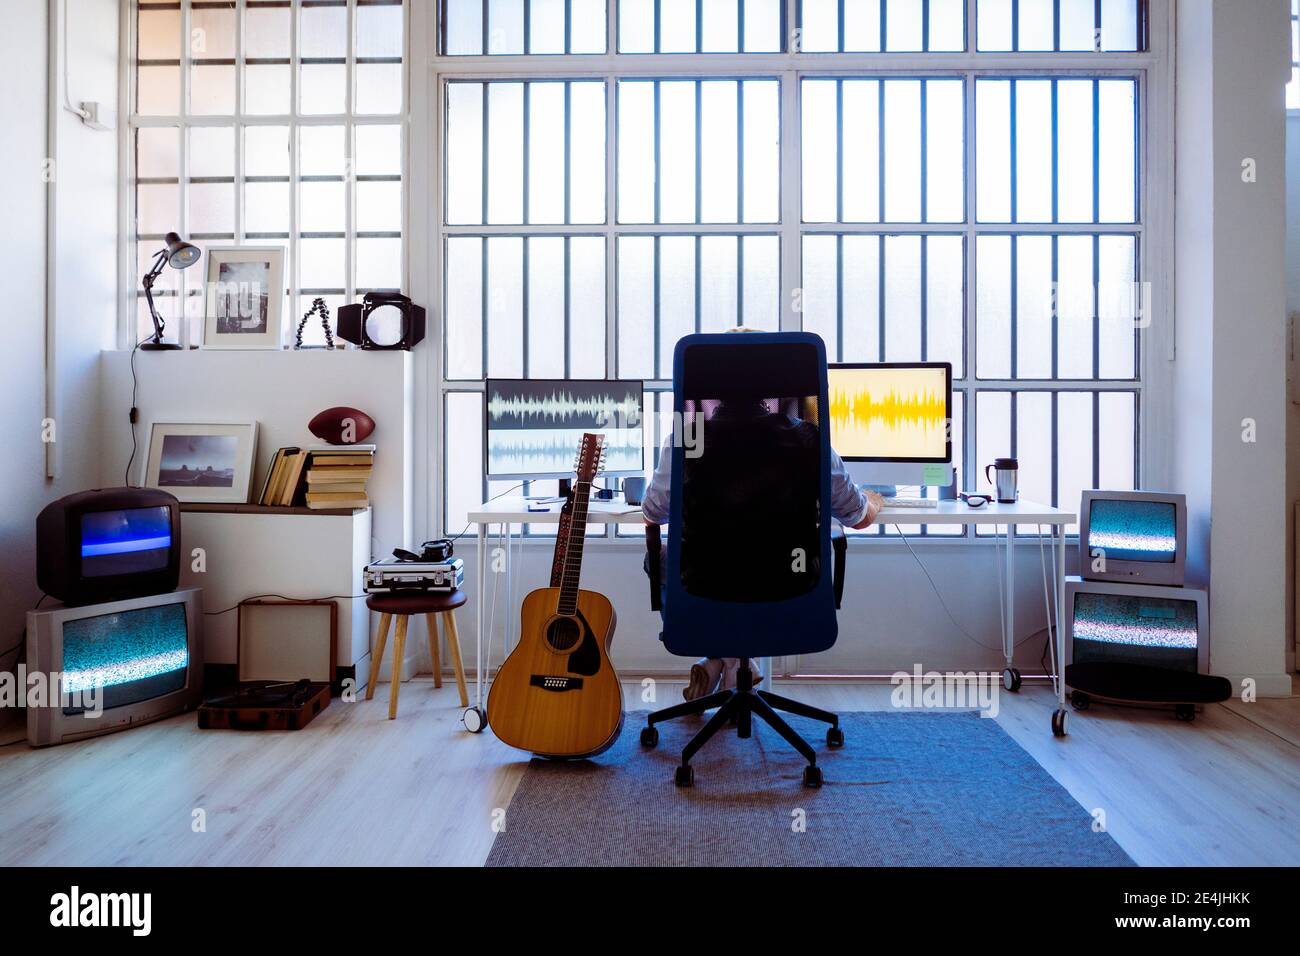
[141,421,260,504]
[202,247,285,349]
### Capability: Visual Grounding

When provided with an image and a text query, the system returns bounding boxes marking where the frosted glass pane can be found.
[569,237,606,377]
[926,80,964,222]
[189,127,233,178]
[801,0,838,52]
[357,181,403,233]
[619,0,654,53]
[138,67,180,116]
[700,82,739,223]
[743,0,782,52]
[800,236,838,354]
[928,0,965,51]
[300,4,346,57]
[1098,392,1136,489]
[300,181,345,233]
[976,80,1011,222]
[356,125,402,176]
[356,64,403,115]
[528,83,565,225]
[138,8,180,59]
[446,84,483,225]
[299,237,345,290]
[486,237,524,376]
[1098,80,1136,222]
[356,2,404,57]
[1059,0,1096,50]
[192,6,235,58]
[245,65,291,115]
[658,236,696,370]
[1018,0,1055,50]
[884,235,922,360]
[617,82,654,223]
[884,81,922,221]
[1015,81,1052,222]
[976,235,1011,378]
[445,392,483,532]
[1100,0,1138,51]
[1057,80,1094,222]
[527,237,565,377]
[445,0,484,54]
[190,65,235,115]
[660,0,697,52]
[926,236,963,375]
[569,81,606,224]
[570,0,608,53]
[702,0,740,52]
[975,392,1011,494]
[300,64,346,115]
[529,0,566,53]
[1016,236,1053,378]
[801,80,838,222]
[356,237,402,290]
[245,126,290,177]
[1016,392,1053,508]
[137,183,179,235]
[298,126,345,177]
[1056,236,1094,379]
[742,236,780,330]
[445,238,484,379]
[844,0,882,52]
[137,127,179,179]
[617,237,655,377]
[842,80,880,223]
[977,0,1013,50]
[842,235,881,362]
[188,184,234,236]
[487,83,524,224]
[659,82,697,223]
[1097,235,1137,378]
[700,237,739,332]
[246,3,290,58]
[488,0,525,54]
[886,0,924,52]
[244,183,289,236]
[742,81,779,222]
[1057,392,1093,527]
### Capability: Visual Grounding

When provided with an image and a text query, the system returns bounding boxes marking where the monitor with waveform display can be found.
[485,379,645,479]
[827,363,952,463]
[1065,579,1207,674]
[1079,490,1187,586]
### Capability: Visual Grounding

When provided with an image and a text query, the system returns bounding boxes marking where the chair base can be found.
[643,664,841,787]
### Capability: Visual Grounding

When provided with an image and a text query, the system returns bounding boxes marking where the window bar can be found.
[1093,0,1101,51]
[738,0,745,52]
[876,79,885,223]
[1011,0,1019,52]
[877,236,886,359]
[1052,0,1061,51]
[1091,390,1101,487]
[523,82,531,223]
[835,79,844,224]
[1050,234,1059,379]
[920,237,929,361]
[736,235,745,326]
[696,0,703,52]
[345,0,356,320]
[654,0,662,53]
[653,236,662,377]
[653,81,662,223]
[922,0,930,52]
[1009,236,1018,379]
[480,236,489,379]
[524,0,532,54]
[1091,233,1100,378]
[838,0,846,52]
[835,235,844,360]
[693,236,701,334]
[481,83,490,225]
[481,0,489,54]
[1091,79,1100,221]
[522,238,531,376]
[1050,78,1059,223]
[288,0,301,335]
[563,236,572,376]
[565,0,572,55]
[1009,79,1018,222]
[878,0,886,53]
[694,80,703,224]
[920,79,928,222]
[1050,391,1059,506]
[736,80,745,224]
[235,0,245,246]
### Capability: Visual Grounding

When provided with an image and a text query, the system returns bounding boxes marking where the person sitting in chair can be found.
[641,328,885,701]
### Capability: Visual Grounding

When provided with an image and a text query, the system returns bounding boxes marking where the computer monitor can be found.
[484,378,645,480]
[1078,490,1188,586]
[826,362,952,486]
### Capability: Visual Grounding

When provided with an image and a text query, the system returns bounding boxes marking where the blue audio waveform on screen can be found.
[1086,499,1177,562]
[487,428,644,478]
[61,603,189,696]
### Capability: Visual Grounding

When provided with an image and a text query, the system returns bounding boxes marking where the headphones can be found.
[393,538,455,563]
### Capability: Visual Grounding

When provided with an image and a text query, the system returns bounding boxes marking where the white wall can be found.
[0,0,119,678]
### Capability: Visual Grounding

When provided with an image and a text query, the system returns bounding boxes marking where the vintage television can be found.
[1063,577,1229,719]
[37,487,181,606]
[25,588,204,746]
[1078,489,1187,587]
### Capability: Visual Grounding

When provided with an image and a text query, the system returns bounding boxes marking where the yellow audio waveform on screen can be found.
[828,367,948,460]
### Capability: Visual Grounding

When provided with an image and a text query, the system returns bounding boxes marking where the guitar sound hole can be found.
[546,616,582,652]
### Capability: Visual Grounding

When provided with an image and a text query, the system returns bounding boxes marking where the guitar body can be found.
[488,586,623,759]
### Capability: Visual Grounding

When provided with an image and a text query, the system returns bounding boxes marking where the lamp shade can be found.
[164,232,201,269]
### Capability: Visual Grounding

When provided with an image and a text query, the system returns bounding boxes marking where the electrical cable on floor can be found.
[204,593,365,616]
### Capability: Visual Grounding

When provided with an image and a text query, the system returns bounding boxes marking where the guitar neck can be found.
[556,481,592,615]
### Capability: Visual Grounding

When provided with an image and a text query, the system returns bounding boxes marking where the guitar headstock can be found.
[572,432,605,484]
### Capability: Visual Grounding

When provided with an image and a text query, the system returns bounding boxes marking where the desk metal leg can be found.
[1052,522,1069,736]
[1001,524,1022,693]
[464,523,489,733]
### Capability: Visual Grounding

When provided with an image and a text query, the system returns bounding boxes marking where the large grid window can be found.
[438,1,1152,537]
[130,0,408,348]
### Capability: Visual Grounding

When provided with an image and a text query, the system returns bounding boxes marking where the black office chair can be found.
[641,332,848,788]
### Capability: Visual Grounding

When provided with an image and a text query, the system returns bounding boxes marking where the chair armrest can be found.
[646,523,663,612]
[831,523,847,610]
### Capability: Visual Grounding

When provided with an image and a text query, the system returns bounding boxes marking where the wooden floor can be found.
[1,678,1297,866]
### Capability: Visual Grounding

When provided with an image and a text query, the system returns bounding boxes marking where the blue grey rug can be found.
[486,710,1134,867]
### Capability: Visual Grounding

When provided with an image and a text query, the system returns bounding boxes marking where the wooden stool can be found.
[365,590,469,719]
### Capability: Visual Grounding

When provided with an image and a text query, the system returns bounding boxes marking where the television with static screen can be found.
[1064,577,1209,676]
[25,588,204,747]
[37,487,181,606]
[1078,490,1187,586]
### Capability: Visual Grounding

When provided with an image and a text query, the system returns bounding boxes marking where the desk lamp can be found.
[140,232,201,350]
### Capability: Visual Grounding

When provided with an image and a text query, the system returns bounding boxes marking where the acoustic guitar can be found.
[487,433,624,758]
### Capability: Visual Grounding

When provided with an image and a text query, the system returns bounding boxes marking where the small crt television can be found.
[37,487,181,606]
[1065,577,1208,674]
[1078,489,1187,586]
[25,588,203,746]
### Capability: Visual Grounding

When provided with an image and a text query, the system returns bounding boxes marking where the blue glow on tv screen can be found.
[61,603,189,714]
[80,506,173,578]
[1073,591,1199,672]
[1086,499,1177,563]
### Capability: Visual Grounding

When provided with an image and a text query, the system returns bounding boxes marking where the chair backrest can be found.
[661,332,839,659]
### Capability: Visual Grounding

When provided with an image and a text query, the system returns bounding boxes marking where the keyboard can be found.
[880,496,939,510]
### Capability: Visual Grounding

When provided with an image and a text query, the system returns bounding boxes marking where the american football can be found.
[308,406,376,445]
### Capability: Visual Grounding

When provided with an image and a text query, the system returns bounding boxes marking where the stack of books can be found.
[258,444,374,510]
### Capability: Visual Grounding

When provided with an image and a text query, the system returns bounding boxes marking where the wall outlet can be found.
[78,101,115,131]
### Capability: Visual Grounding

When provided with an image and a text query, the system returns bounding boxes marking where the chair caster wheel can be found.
[826,726,844,747]
[462,707,486,733]
[1051,709,1069,737]
[674,764,694,787]
[640,726,659,748]
[1002,667,1022,692]
[802,765,823,788]
[1175,704,1195,722]
[1070,690,1091,710]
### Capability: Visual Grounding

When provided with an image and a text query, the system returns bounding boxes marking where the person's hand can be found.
[853,490,885,529]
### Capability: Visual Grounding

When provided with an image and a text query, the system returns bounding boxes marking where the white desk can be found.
[465,496,1075,737]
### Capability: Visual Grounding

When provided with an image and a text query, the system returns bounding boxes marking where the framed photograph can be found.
[202,246,285,349]
[141,421,260,504]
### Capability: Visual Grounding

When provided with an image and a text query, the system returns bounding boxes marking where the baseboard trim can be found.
[1212,672,1294,699]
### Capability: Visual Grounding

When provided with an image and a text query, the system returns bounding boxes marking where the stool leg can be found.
[425,613,443,688]
[388,615,409,720]
[366,613,392,700]
[443,611,469,708]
